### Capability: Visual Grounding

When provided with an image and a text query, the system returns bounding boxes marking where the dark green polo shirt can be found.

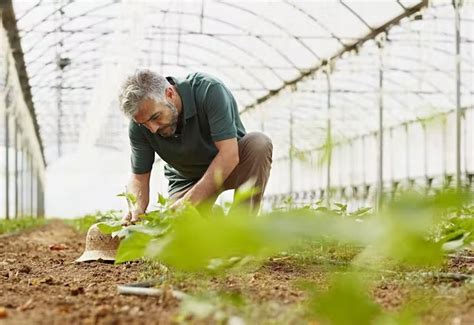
[129,72,246,196]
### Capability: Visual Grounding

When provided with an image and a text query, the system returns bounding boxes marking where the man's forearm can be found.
[183,151,238,204]
[127,177,150,213]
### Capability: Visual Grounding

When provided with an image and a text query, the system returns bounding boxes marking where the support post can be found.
[39,179,44,217]
[14,120,18,218]
[405,123,410,185]
[389,128,394,182]
[325,68,332,207]
[30,153,33,217]
[454,0,463,191]
[289,108,294,195]
[422,122,429,193]
[21,143,26,217]
[25,149,29,216]
[349,140,354,187]
[376,34,385,212]
[442,117,447,185]
[39,181,43,217]
[362,135,366,186]
[5,111,9,220]
[56,68,62,158]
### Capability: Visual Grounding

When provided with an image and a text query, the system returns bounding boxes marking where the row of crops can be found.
[68,187,474,323]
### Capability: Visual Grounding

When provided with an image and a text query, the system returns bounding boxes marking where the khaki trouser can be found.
[170,132,273,213]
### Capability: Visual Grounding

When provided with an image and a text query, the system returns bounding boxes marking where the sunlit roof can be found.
[11,0,473,164]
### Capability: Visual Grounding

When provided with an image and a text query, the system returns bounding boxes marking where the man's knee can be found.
[241,132,273,158]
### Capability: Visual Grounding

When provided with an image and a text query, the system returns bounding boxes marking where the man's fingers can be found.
[121,212,132,225]
[130,212,143,224]
[120,211,143,226]
[169,198,182,211]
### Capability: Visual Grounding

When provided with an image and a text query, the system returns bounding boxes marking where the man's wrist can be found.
[133,208,146,216]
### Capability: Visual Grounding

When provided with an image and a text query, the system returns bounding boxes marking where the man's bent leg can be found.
[223,132,273,213]
[170,132,273,212]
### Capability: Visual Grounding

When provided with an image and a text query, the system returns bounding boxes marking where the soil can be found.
[0,221,473,324]
[0,221,178,325]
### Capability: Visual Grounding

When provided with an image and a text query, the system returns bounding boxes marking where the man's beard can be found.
[157,101,179,137]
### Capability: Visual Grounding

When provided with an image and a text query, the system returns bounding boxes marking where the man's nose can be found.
[146,122,159,133]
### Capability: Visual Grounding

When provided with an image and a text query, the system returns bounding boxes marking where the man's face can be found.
[134,97,179,137]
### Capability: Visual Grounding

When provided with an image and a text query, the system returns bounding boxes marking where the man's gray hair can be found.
[119,69,169,119]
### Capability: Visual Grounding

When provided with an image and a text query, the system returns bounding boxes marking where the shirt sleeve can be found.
[129,121,155,174]
[204,83,238,142]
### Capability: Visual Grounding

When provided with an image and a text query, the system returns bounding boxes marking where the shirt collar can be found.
[166,76,196,120]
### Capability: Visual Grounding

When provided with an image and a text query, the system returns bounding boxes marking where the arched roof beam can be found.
[144,34,270,89]
[240,0,428,114]
[143,8,299,78]
[283,0,346,47]
[216,0,321,60]
[29,39,265,98]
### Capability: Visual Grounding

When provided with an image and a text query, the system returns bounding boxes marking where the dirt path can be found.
[0,221,177,325]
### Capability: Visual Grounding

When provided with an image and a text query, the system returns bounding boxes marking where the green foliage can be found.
[318,126,334,168]
[135,206,379,270]
[438,209,474,251]
[289,145,309,162]
[151,213,281,270]
[115,232,154,264]
[69,214,99,233]
[350,207,372,218]
[157,192,167,207]
[88,188,472,323]
[230,183,260,211]
[373,212,442,265]
[97,221,122,234]
[366,190,473,267]
[109,189,473,270]
[306,273,382,325]
[117,191,137,206]
[68,210,121,233]
[0,217,46,235]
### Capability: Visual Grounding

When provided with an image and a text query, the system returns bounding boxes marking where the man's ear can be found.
[165,86,175,100]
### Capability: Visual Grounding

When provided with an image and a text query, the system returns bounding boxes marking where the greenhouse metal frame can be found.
[0,0,473,218]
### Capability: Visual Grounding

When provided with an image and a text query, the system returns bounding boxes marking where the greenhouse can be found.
[0,0,473,324]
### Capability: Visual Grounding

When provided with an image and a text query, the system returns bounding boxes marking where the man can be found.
[119,70,272,223]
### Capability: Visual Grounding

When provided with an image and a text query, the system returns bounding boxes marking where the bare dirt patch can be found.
[0,220,178,325]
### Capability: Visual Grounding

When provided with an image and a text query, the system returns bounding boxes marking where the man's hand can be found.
[182,138,239,205]
[169,197,186,211]
[121,172,151,225]
[121,209,144,225]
